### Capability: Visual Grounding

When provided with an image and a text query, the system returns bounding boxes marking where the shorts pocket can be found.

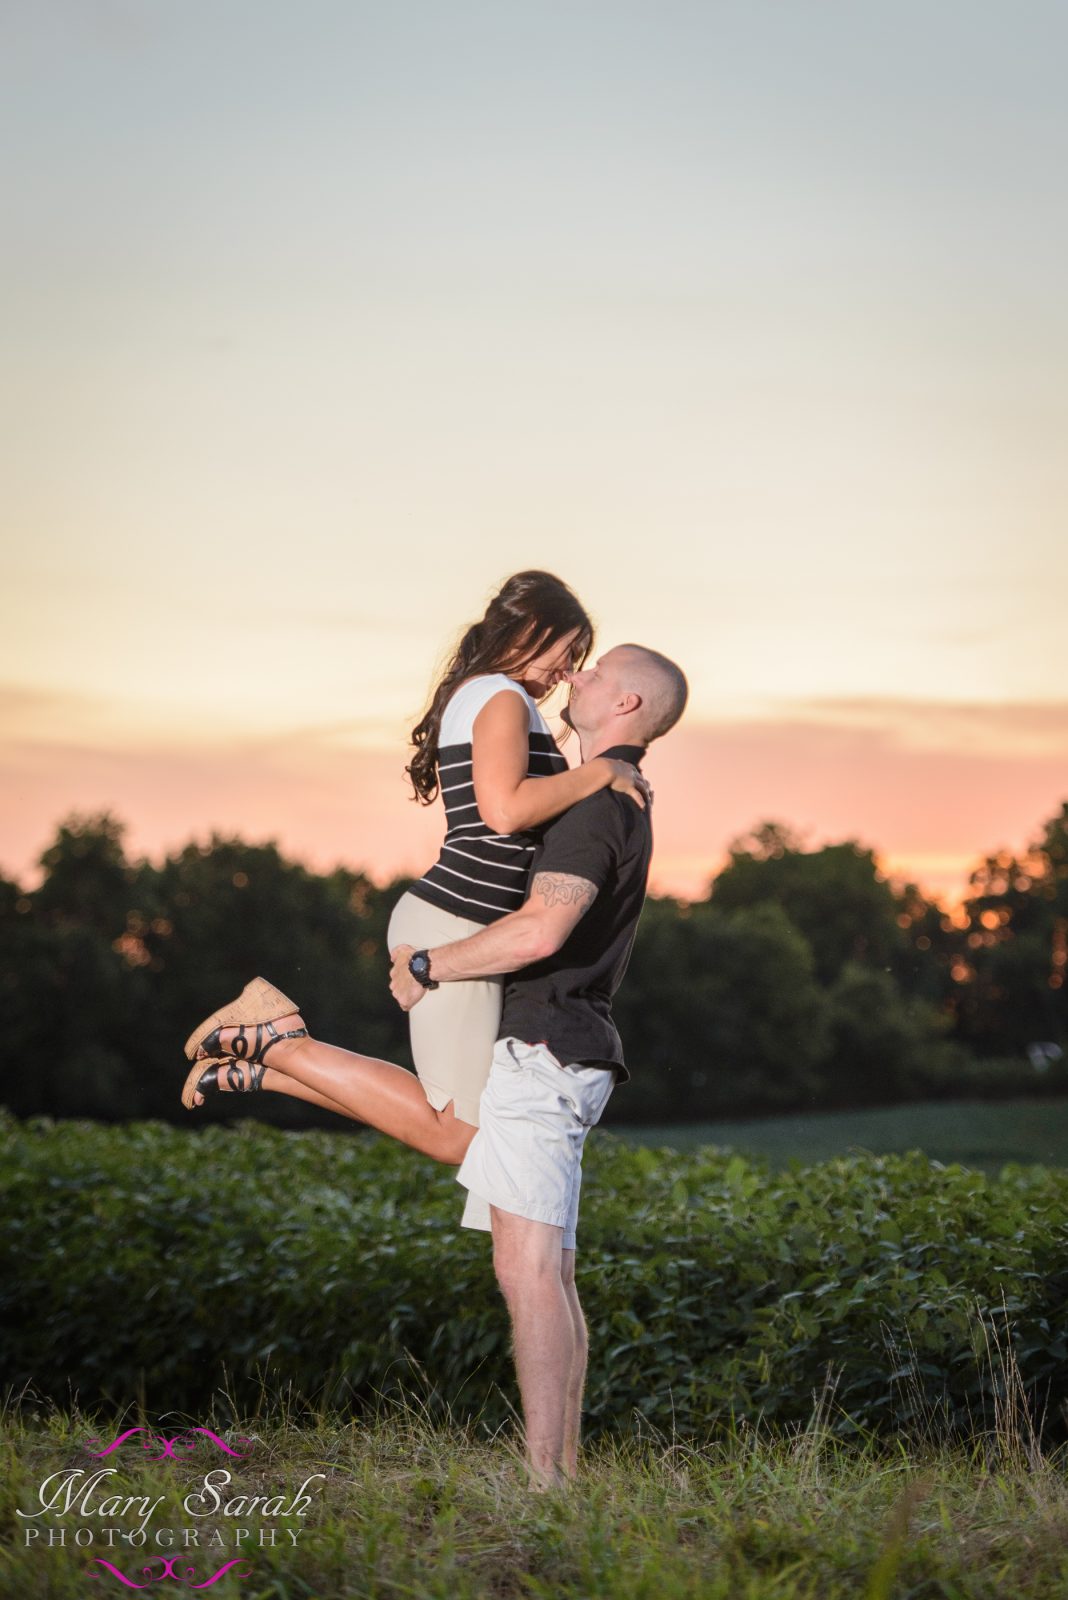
[573,1067,615,1127]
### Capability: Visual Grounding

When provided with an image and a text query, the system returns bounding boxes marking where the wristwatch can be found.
[408,949,439,991]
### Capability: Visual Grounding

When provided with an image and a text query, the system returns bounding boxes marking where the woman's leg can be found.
[197,1037,476,1162]
[253,1031,478,1162]
[193,894,501,1166]
[206,1063,373,1121]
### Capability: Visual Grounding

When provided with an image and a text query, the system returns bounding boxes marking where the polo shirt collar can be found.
[598,743,647,766]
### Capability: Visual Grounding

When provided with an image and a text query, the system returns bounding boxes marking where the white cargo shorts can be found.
[456,1036,616,1251]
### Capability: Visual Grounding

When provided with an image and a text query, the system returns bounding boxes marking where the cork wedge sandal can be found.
[183,976,304,1061]
[182,1057,265,1111]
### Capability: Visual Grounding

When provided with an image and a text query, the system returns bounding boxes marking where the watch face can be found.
[410,952,431,983]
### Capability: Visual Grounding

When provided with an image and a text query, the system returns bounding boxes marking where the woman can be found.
[180,571,646,1165]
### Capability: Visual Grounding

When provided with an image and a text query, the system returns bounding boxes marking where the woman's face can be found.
[514,627,586,698]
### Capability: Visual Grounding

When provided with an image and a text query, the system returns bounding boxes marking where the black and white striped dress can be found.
[408,674,568,925]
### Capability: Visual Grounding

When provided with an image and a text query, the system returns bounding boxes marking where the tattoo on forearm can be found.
[532,872,598,913]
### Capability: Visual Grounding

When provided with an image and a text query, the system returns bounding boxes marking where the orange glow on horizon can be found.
[2,708,1064,913]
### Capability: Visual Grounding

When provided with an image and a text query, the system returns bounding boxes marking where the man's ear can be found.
[616,691,643,716]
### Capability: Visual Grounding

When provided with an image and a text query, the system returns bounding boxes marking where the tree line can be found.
[2,804,1065,1126]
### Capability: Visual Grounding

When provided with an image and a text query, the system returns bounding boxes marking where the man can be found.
[389,642,688,1488]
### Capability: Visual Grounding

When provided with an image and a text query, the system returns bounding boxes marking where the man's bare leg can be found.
[192,1022,477,1164]
[489,1206,575,1489]
[560,1250,588,1478]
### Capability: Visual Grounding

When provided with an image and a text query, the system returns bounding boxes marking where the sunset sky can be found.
[2,1,1065,903]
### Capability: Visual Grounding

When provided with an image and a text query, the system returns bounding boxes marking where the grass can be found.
[3,1394,1068,1599]
[610,1096,1068,1176]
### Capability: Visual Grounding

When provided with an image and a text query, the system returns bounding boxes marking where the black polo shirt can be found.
[497,743,652,1083]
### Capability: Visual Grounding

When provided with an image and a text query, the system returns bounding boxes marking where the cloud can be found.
[0,682,410,755]
[2,695,1065,905]
[0,683,94,713]
[254,607,434,637]
[747,697,1068,758]
[0,735,442,888]
[0,682,110,738]
[642,712,1067,899]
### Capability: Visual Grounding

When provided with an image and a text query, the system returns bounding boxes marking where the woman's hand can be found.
[389,945,427,1011]
[603,759,654,811]
[471,690,655,834]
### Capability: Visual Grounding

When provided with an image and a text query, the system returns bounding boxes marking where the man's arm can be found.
[389,871,598,1010]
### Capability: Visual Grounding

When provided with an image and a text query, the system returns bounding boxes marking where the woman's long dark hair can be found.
[406,570,594,803]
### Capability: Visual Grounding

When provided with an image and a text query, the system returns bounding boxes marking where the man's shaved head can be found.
[615,645,689,742]
[563,642,688,748]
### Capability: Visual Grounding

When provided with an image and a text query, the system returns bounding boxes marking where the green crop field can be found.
[6,1110,1068,1596]
[611,1096,1068,1176]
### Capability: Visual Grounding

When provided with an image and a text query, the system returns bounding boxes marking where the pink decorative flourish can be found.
[84,1428,254,1462]
[188,1562,253,1590]
[89,1556,253,1588]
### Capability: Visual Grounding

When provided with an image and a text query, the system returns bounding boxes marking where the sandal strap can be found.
[191,1058,266,1100]
[201,1020,307,1065]
[224,1060,267,1093]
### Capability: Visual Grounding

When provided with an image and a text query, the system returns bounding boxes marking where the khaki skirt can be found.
[386,890,504,1128]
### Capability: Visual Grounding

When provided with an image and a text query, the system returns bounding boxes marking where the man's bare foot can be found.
[528,1468,567,1493]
